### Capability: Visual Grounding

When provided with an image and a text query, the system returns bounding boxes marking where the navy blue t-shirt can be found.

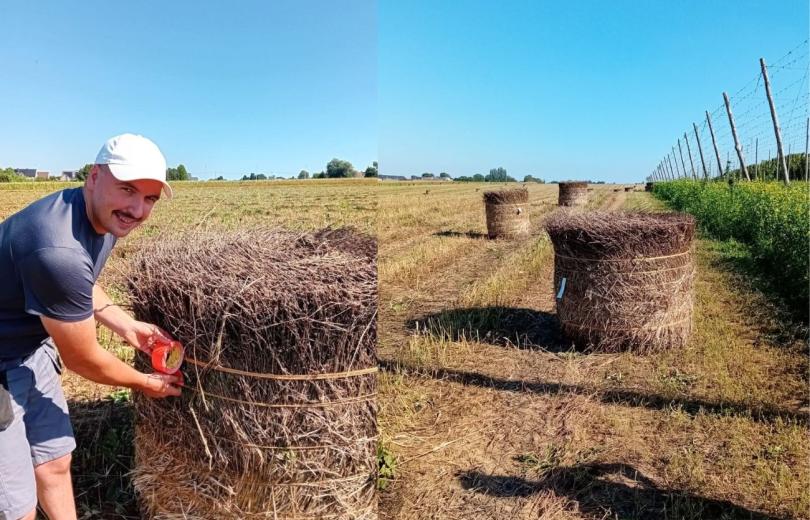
[0,188,116,360]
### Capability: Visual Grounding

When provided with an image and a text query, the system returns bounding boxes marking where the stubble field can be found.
[376,182,808,520]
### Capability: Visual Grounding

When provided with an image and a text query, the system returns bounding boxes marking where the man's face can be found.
[84,165,163,237]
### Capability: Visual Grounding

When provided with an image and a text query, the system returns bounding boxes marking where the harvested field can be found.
[377,182,808,519]
[0,179,376,519]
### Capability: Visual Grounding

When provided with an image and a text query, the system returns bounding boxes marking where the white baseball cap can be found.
[95,133,173,199]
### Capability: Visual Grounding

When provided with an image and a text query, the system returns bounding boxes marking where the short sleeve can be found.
[17,247,95,322]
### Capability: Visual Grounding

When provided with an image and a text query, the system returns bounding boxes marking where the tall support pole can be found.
[677,139,689,180]
[754,138,758,180]
[706,110,724,179]
[693,122,708,180]
[723,92,750,180]
[684,132,697,179]
[672,147,682,177]
[804,117,810,180]
[667,154,677,179]
[761,58,789,184]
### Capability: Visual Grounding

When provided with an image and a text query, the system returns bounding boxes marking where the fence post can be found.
[693,122,709,180]
[684,132,697,179]
[722,92,751,180]
[706,110,724,179]
[667,154,676,178]
[804,117,810,180]
[677,139,689,180]
[671,147,681,177]
[761,58,790,184]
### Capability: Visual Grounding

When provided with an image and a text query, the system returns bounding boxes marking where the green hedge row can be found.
[653,180,809,309]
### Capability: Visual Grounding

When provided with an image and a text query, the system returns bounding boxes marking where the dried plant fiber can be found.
[128,228,378,519]
[557,182,589,207]
[483,188,530,239]
[545,211,695,353]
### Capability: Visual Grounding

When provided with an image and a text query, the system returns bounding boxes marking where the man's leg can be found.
[34,454,76,520]
[0,366,38,520]
[22,343,77,520]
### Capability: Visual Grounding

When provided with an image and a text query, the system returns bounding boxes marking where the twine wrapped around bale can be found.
[557,181,589,207]
[127,228,378,519]
[483,188,530,239]
[545,211,696,353]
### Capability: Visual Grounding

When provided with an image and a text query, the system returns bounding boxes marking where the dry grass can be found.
[376,182,808,519]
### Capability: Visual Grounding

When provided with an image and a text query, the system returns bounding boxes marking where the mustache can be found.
[114,210,142,222]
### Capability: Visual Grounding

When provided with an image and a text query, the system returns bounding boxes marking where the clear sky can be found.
[0,1,377,179]
[379,0,809,183]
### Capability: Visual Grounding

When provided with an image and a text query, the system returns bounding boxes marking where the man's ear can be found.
[86,164,101,188]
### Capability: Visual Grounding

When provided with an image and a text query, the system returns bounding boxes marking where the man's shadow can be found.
[69,396,139,518]
[407,306,568,352]
[458,463,786,520]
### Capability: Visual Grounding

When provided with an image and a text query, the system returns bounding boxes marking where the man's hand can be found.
[140,373,182,398]
[123,320,172,354]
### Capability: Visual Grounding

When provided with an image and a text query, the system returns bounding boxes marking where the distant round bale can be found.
[128,228,378,519]
[545,211,696,353]
[624,186,634,192]
[483,188,530,239]
[557,181,589,207]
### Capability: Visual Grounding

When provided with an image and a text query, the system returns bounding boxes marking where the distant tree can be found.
[485,167,515,182]
[472,173,485,182]
[0,167,24,182]
[439,172,450,178]
[256,173,267,180]
[326,158,356,178]
[523,175,544,183]
[214,175,225,181]
[166,164,190,181]
[313,171,326,179]
[364,162,378,177]
[455,175,472,182]
[298,170,310,179]
[421,172,434,178]
[76,164,92,181]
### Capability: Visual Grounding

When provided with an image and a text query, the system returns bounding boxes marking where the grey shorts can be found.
[0,342,75,520]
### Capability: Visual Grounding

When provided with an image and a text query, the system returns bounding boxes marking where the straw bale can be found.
[557,181,589,207]
[127,228,377,519]
[483,188,530,239]
[545,211,695,353]
[624,186,634,192]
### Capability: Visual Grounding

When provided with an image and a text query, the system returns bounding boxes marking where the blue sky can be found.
[379,0,809,183]
[0,1,377,179]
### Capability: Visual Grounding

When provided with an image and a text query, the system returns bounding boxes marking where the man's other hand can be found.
[125,321,172,354]
[140,373,182,398]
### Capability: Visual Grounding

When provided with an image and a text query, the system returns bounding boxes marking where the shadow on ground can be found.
[378,361,808,426]
[407,306,568,352]
[433,230,488,239]
[458,463,786,520]
[69,396,139,519]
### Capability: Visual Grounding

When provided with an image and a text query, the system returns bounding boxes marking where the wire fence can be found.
[649,39,809,183]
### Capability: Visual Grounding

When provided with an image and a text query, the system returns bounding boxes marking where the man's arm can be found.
[40,314,180,398]
[93,284,170,353]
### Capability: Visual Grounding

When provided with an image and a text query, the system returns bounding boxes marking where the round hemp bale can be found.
[545,211,696,353]
[127,228,378,519]
[557,181,589,207]
[483,188,530,239]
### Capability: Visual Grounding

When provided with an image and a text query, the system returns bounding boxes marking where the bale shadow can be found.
[407,306,568,352]
[433,230,488,239]
[378,361,808,426]
[458,463,786,519]
[69,396,139,519]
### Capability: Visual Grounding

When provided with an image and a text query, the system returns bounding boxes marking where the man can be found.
[0,134,182,520]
